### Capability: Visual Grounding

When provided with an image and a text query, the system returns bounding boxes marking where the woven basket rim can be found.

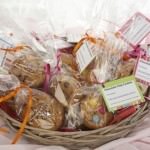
[0,102,149,133]
[0,102,149,149]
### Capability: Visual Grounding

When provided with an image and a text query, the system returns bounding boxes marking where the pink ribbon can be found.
[98,106,106,114]
[43,63,51,93]
[128,45,146,58]
[43,51,62,93]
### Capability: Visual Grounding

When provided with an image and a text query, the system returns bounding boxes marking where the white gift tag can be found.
[101,76,144,112]
[2,52,15,70]
[0,35,15,70]
[67,33,85,43]
[55,83,68,107]
[66,27,86,43]
[0,34,13,49]
[76,41,97,73]
[118,12,150,47]
[135,58,150,85]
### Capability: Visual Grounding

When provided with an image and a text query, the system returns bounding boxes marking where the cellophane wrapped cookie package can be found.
[0,0,150,149]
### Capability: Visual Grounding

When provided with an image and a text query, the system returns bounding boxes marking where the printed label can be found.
[118,12,150,47]
[76,41,96,73]
[101,76,144,112]
[135,58,150,85]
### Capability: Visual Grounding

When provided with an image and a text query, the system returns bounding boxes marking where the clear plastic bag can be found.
[0,17,48,88]
[73,33,129,83]
[9,53,46,88]
[13,88,64,130]
[49,72,81,107]
[65,85,113,129]
[0,74,20,95]
[0,0,149,135]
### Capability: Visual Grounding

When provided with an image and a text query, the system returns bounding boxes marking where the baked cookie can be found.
[9,54,45,88]
[115,58,136,79]
[66,86,113,129]
[49,74,81,107]
[15,89,64,130]
[80,94,113,129]
[59,52,77,70]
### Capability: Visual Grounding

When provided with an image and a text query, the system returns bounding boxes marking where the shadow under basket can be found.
[0,102,149,150]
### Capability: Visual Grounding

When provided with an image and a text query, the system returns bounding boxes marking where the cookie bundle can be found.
[0,32,149,135]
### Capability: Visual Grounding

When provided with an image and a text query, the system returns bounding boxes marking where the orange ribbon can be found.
[0,84,32,144]
[73,35,97,55]
[73,33,125,59]
[0,128,9,133]
[0,45,30,52]
[72,34,109,55]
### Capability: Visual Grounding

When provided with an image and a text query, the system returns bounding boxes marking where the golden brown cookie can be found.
[66,86,113,129]
[115,58,136,79]
[49,74,81,107]
[15,89,64,130]
[9,54,45,88]
[80,95,113,129]
[59,52,77,70]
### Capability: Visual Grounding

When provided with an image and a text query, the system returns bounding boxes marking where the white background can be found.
[0,0,150,149]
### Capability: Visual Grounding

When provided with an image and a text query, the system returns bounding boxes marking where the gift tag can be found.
[0,35,15,70]
[2,52,15,70]
[135,57,150,86]
[67,33,85,43]
[66,27,86,43]
[55,83,68,107]
[76,41,97,73]
[0,34,13,67]
[101,76,144,112]
[118,12,150,47]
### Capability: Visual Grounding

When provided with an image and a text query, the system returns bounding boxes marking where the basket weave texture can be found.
[0,102,149,150]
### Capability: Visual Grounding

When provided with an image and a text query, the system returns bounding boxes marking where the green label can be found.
[101,76,145,112]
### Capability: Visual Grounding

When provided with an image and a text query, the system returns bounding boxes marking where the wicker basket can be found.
[0,102,149,150]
